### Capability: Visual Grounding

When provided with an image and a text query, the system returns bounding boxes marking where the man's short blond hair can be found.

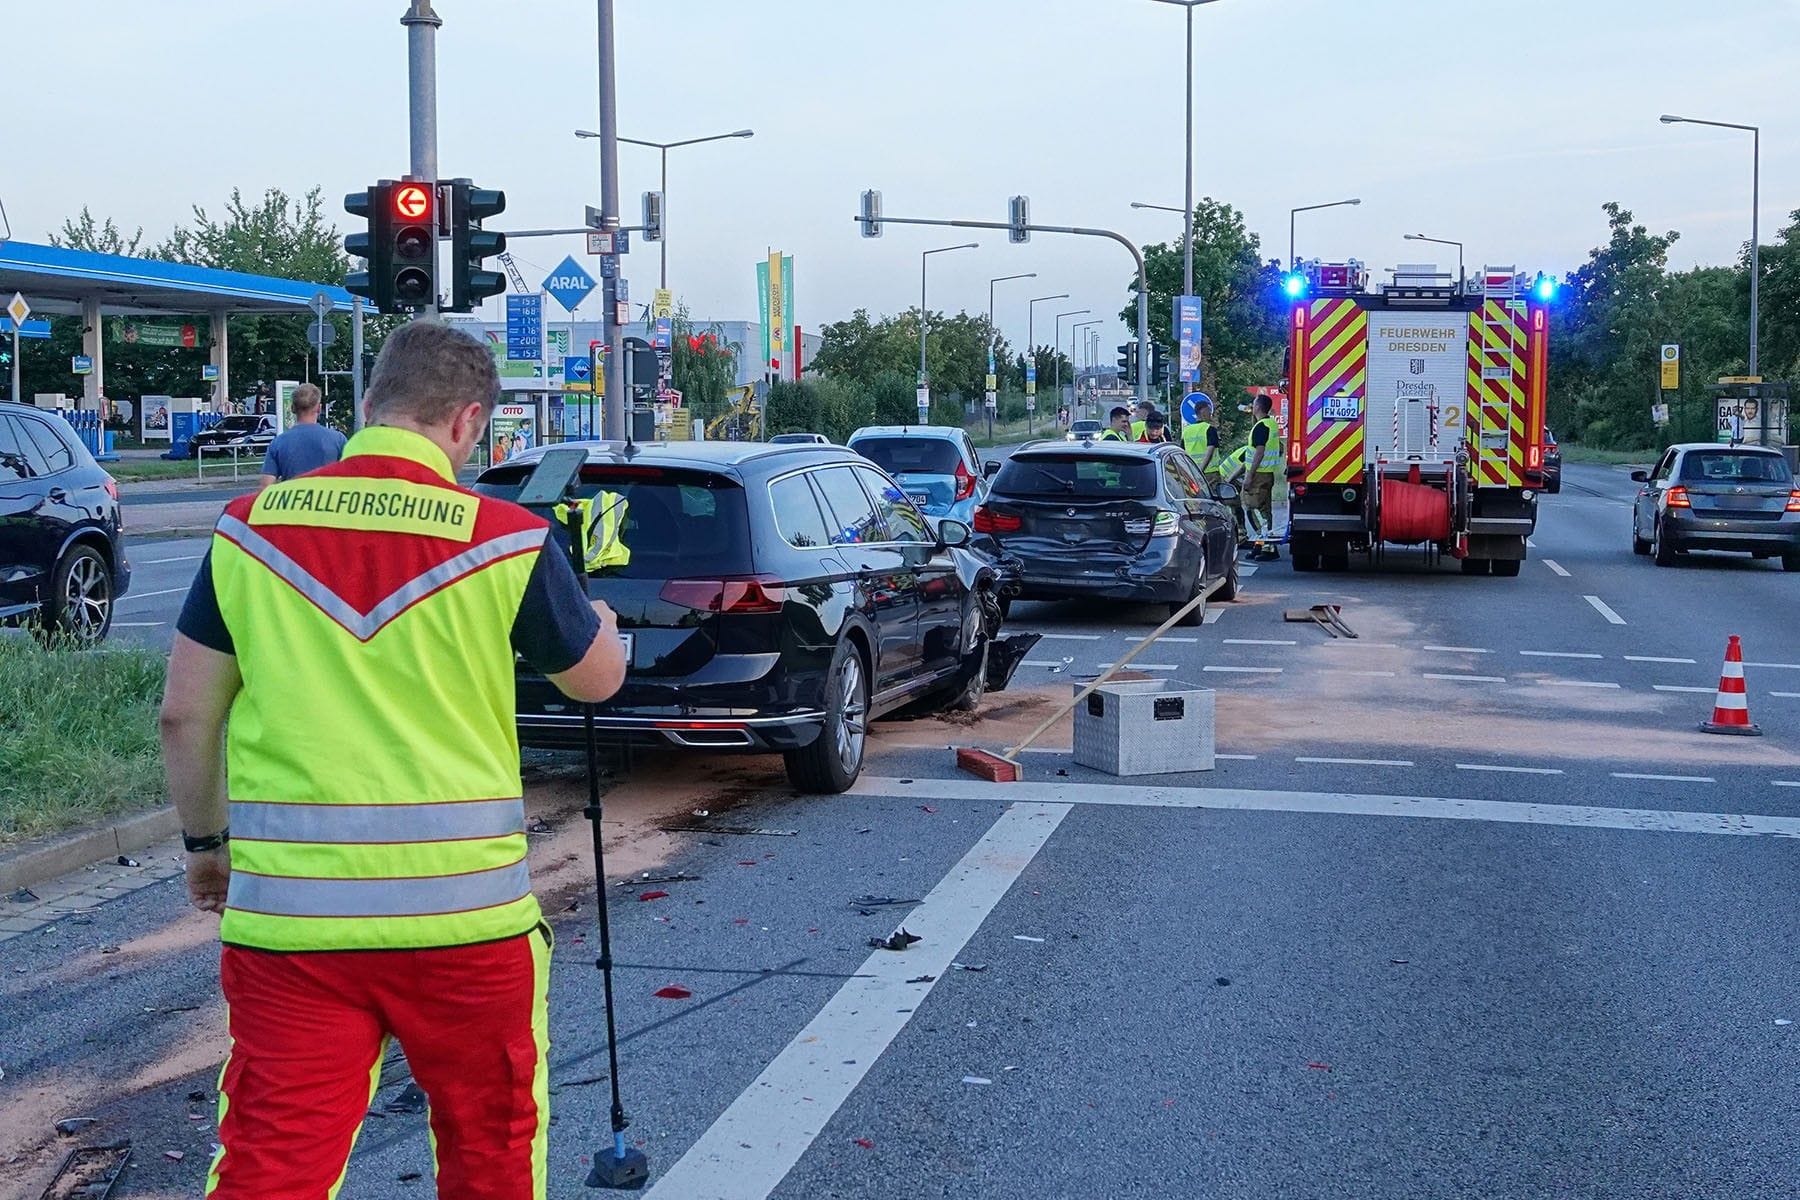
[367,321,501,427]
[292,383,322,414]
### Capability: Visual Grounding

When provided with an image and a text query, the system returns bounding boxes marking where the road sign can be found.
[563,355,592,393]
[1660,344,1680,391]
[542,257,596,313]
[505,294,543,360]
[617,278,630,304]
[306,320,337,348]
[586,231,610,256]
[5,293,29,327]
[309,290,334,320]
[72,355,93,375]
[202,364,220,382]
[653,288,674,320]
[1180,390,1214,425]
[598,256,619,279]
[1,318,50,339]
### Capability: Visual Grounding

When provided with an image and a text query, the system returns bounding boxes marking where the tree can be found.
[48,208,147,257]
[669,306,739,424]
[812,307,1014,404]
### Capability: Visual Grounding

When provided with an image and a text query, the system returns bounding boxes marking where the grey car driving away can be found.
[1631,442,1800,569]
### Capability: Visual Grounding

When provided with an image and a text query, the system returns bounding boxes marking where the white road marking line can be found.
[1423,645,1491,654]
[643,801,1071,1200]
[1611,772,1717,784]
[1745,662,1800,671]
[1100,663,1179,672]
[1626,655,1696,664]
[141,554,203,565]
[1455,763,1565,776]
[1036,633,1103,641]
[1770,692,1800,699]
[1520,650,1602,659]
[1654,685,1717,694]
[1296,757,1415,767]
[1527,537,1538,548]
[1157,636,1199,643]
[117,586,189,604]
[1202,608,1224,625]
[1422,672,1507,683]
[1216,753,1258,761]
[1238,563,1259,577]
[1319,641,1400,649]
[1325,669,1398,677]
[1537,679,1622,689]
[112,622,166,628]
[1542,559,1571,577]
[1583,595,1626,625]
[1224,638,1297,646]
[1203,665,1283,674]
[1774,781,1800,789]
[1016,747,1067,755]
[851,777,1800,838]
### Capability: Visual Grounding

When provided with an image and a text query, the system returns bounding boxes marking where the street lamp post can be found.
[1662,114,1761,377]
[1026,293,1069,400]
[576,127,754,290]
[920,243,979,412]
[1404,233,1465,291]
[1148,0,1224,298]
[1072,319,1102,421]
[1290,198,1361,269]
[987,273,1036,439]
[1053,309,1091,420]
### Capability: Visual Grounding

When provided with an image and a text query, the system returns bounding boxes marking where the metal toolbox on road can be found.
[1072,678,1215,776]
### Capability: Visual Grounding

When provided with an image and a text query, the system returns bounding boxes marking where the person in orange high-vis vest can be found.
[159,321,628,1200]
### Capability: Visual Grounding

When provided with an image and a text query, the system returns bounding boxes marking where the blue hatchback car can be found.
[847,425,991,528]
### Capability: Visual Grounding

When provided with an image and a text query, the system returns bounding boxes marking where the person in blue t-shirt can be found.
[257,383,347,488]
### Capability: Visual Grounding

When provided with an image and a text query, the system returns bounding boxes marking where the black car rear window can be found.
[993,454,1159,499]
[475,464,752,578]
[851,437,963,476]
[1679,451,1792,484]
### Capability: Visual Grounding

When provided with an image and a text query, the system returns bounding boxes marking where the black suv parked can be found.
[0,402,131,644]
[475,441,1034,793]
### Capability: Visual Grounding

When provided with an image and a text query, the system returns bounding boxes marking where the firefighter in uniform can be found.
[159,321,628,1200]
[1244,393,1282,559]
[1181,398,1219,477]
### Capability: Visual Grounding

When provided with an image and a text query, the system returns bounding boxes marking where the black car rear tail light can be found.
[973,506,1020,533]
[659,576,788,614]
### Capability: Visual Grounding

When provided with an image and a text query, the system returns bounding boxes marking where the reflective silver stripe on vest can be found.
[232,798,525,844]
[227,859,531,919]
[216,515,547,643]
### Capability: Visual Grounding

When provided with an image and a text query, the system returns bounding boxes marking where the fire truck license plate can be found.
[1322,395,1361,421]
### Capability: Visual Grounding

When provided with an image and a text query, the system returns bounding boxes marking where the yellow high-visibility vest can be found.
[1248,417,1282,473]
[209,425,550,952]
[554,492,631,572]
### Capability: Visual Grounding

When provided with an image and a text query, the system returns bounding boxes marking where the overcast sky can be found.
[4,0,1793,358]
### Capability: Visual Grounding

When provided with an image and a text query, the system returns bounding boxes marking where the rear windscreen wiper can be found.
[1015,464,1075,492]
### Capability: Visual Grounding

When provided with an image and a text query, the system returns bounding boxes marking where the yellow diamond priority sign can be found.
[5,293,29,328]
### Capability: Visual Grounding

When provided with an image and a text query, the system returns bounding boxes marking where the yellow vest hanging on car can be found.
[553,492,631,572]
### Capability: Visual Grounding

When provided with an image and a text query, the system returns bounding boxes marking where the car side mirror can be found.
[1214,483,1239,502]
[937,518,972,549]
[983,460,1000,478]
[1629,470,1649,483]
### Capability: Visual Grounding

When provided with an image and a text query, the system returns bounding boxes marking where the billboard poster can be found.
[1175,296,1204,384]
[1716,396,1789,446]
[140,395,172,440]
[757,255,795,377]
[489,403,537,464]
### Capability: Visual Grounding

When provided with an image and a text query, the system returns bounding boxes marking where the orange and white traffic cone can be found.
[1699,635,1762,736]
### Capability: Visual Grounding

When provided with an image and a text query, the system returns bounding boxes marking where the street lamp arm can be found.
[1662,114,1758,133]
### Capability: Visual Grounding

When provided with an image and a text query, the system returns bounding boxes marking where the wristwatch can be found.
[183,828,230,854]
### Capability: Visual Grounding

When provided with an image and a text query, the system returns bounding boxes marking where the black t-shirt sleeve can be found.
[1251,423,1271,448]
[1205,426,1219,449]
[175,549,235,655]
[511,540,603,675]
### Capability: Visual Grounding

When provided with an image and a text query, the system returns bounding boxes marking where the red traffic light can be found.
[393,183,432,221]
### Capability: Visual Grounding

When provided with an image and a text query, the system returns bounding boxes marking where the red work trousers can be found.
[207,925,551,1200]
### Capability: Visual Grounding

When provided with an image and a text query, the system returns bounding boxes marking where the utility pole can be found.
[595,0,625,437]
[401,0,439,314]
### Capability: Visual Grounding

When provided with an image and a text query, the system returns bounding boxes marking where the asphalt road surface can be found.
[13,461,1798,1199]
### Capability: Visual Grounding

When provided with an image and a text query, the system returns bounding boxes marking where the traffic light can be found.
[642,191,664,243]
[1116,342,1139,385]
[390,181,437,313]
[447,180,507,313]
[1151,343,1171,388]
[344,185,393,312]
[1009,195,1030,244]
[859,189,882,238]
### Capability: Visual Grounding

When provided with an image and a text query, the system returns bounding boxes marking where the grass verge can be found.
[0,636,167,845]
[107,459,204,482]
[1560,443,1654,465]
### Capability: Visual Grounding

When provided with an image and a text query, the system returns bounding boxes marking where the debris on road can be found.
[962,1076,993,1085]
[1306,1062,1332,1072]
[853,1138,875,1150]
[918,805,938,814]
[162,1150,185,1162]
[1012,935,1045,943]
[614,872,701,889]
[665,824,798,837]
[399,1171,424,1182]
[950,962,988,973]
[637,890,670,902]
[115,856,139,867]
[653,985,693,1000]
[186,1090,207,1103]
[53,1117,98,1136]
[868,927,922,952]
[1214,977,1231,987]
[526,818,553,834]
[905,974,936,984]
[1284,604,1358,639]
[40,1141,132,1200]
[11,887,40,903]
[385,1083,427,1114]
[1777,1019,1793,1027]
[850,895,921,911]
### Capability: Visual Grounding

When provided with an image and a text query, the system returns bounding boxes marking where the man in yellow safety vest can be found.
[1244,393,1283,560]
[1181,397,1219,477]
[159,320,628,1199]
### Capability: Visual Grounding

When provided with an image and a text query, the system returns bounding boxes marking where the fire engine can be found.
[1282,259,1557,575]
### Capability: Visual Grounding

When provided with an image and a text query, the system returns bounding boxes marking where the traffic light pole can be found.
[401,0,440,314]
[595,0,626,439]
[858,212,1150,407]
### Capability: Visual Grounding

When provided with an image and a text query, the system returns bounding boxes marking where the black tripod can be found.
[515,448,648,1190]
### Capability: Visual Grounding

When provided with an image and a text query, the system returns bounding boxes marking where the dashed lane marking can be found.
[850,777,1800,838]
[1654,685,1717,694]
[1216,753,1258,761]
[141,554,203,565]
[1158,636,1199,643]
[112,622,166,628]
[1325,669,1398,677]
[1423,645,1491,654]
[1521,650,1601,659]
[1611,772,1717,784]
[1202,608,1224,625]
[1035,633,1103,641]
[1584,595,1627,625]
[1538,679,1622,689]
[1319,641,1400,650]
[1771,692,1800,699]
[1456,763,1564,775]
[1100,663,1179,672]
[1543,559,1571,577]
[1746,662,1800,671]
[117,586,189,604]
[1224,638,1298,646]
[1422,672,1506,683]
[1296,757,1415,767]
[1775,781,1800,789]
[1626,655,1696,664]
[643,801,1071,1200]
[1203,665,1282,674]
[1527,537,1538,548]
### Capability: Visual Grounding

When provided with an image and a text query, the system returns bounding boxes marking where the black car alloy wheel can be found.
[784,639,869,794]
[41,545,113,646]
